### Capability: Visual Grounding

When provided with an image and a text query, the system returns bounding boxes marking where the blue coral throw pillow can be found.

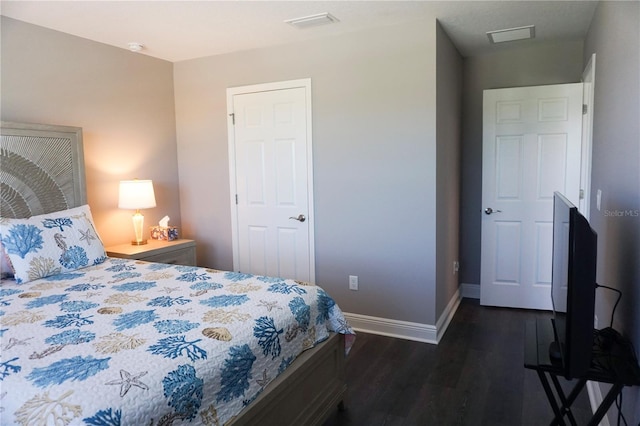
[0,205,106,283]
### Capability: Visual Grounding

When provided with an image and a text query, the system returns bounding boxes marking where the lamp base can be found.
[130,211,147,246]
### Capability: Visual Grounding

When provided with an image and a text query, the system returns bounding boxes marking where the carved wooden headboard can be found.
[0,122,86,219]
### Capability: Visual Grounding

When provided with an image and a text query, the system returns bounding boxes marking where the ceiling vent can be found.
[487,25,535,44]
[285,12,339,29]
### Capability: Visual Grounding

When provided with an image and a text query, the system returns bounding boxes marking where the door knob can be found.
[289,214,306,222]
[484,208,502,215]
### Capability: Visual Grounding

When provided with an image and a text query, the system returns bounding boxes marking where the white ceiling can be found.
[1,1,599,62]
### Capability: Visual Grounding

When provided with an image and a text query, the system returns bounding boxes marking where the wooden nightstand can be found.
[106,239,197,266]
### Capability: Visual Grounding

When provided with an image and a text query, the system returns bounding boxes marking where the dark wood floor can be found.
[324,298,593,426]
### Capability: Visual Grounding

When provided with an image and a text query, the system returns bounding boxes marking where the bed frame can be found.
[0,121,347,425]
[231,332,346,425]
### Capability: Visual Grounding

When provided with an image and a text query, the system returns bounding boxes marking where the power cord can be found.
[615,391,624,426]
[593,284,640,426]
[596,283,622,328]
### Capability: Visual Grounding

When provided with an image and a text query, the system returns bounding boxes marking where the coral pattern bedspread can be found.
[0,258,354,425]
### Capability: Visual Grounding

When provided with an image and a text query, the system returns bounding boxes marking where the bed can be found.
[0,121,355,426]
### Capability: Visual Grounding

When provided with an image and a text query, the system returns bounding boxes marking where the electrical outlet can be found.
[453,261,460,275]
[349,275,358,291]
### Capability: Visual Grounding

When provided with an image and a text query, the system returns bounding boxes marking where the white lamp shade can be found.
[118,180,157,210]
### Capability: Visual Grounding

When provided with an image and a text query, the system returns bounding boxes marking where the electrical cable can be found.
[596,283,622,328]
[615,390,627,426]
[593,284,637,426]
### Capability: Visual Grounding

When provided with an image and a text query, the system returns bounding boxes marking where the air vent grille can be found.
[285,12,339,29]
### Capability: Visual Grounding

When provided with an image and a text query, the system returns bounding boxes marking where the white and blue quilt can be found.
[0,258,354,425]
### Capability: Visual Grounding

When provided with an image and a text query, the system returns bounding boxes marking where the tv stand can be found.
[525,318,640,426]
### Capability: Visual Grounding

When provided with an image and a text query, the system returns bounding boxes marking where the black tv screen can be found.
[550,192,597,379]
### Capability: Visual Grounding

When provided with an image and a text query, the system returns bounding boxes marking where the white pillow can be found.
[0,205,106,284]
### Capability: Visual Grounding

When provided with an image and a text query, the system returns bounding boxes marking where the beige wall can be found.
[1,17,181,246]
[175,19,442,325]
[584,2,640,421]
[2,14,452,327]
[459,40,585,288]
[435,21,463,320]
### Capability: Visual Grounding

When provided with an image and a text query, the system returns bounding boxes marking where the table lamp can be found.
[118,179,156,245]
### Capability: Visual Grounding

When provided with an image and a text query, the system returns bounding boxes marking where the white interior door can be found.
[481,83,583,309]
[227,79,315,282]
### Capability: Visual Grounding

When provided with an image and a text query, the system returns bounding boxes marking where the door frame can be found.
[579,54,596,219]
[226,78,315,280]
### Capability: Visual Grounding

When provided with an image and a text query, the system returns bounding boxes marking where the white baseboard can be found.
[436,288,462,342]
[343,289,462,345]
[587,380,610,426]
[460,282,480,299]
[343,312,438,344]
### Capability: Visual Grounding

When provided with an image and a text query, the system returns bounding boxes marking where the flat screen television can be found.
[550,191,597,379]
